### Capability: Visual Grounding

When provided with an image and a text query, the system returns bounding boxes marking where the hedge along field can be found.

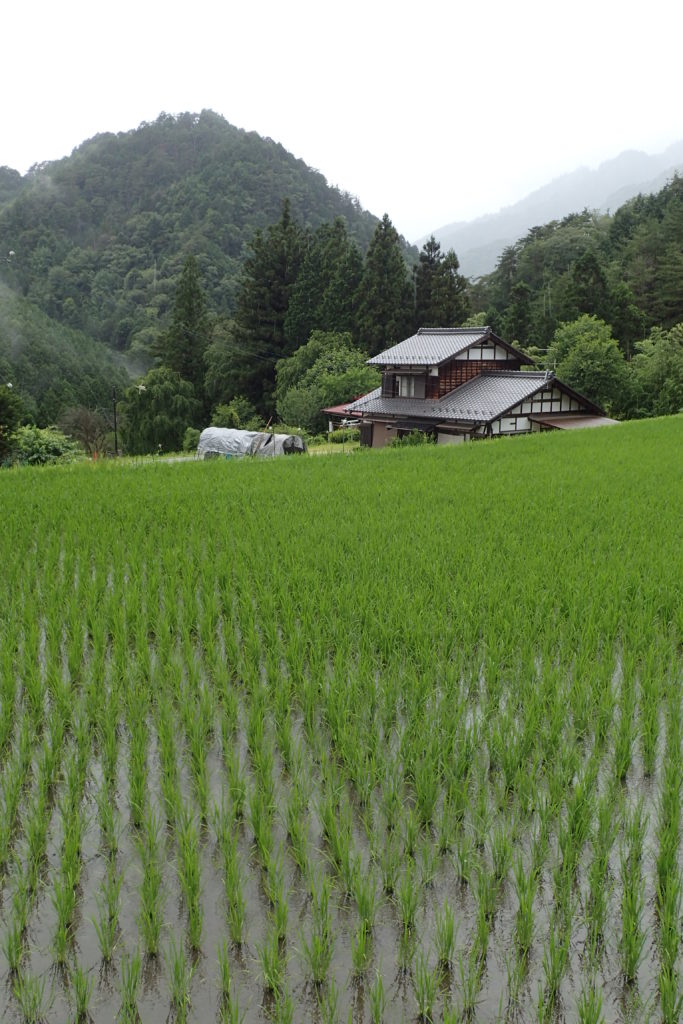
[0,418,681,1024]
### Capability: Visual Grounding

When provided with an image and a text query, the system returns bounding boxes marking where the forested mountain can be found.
[0,282,129,425]
[425,141,683,277]
[0,110,388,359]
[472,175,683,356]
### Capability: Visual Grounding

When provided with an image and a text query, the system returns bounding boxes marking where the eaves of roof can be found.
[367,327,535,368]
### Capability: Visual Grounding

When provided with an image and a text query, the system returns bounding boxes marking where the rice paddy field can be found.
[0,417,681,1024]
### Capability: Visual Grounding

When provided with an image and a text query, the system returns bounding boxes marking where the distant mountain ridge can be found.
[423,141,683,278]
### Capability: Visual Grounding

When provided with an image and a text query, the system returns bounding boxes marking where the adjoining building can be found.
[345,327,617,447]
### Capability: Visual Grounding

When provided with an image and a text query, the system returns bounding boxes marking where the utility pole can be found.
[112,387,119,456]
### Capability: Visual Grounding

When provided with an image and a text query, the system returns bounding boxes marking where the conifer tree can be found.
[156,255,211,410]
[356,215,413,356]
[414,236,470,329]
[229,199,307,414]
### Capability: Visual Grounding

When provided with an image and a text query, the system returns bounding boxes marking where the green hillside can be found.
[0,111,385,356]
[0,283,129,425]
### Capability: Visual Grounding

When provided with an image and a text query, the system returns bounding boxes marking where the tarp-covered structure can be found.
[197,427,307,459]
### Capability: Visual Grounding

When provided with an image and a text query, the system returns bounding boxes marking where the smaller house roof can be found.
[347,371,604,424]
[367,327,533,367]
[321,402,362,418]
[529,414,618,430]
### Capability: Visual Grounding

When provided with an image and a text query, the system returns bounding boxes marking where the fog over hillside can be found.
[423,141,683,278]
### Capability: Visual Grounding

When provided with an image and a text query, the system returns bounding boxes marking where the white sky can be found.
[3,0,682,242]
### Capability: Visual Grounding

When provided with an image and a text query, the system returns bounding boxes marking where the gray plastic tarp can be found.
[197,427,307,459]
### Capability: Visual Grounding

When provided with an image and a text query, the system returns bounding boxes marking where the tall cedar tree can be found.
[230,199,307,415]
[414,236,470,329]
[156,255,211,411]
[284,218,364,350]
[356,215,414,356]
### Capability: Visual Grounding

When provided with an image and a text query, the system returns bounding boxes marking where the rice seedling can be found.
[434,898,457,970]
[258,925,286,995]
[412,949,441,1022]
[69,964,94,1023]
[119,949,141,1024]
[298,872,335,986]
[136,806,165,955]
[165,936,194,1023]
[576,979,605,1024]
[351,921,371,978]
[317,977,340,1024]
[13,970,48,1024]
[93,861,121,961]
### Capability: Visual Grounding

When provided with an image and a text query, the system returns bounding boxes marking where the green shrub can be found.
[8,425,83,465]
[328,427,360,444]
[183,427,201,452]
[389,429,435,448]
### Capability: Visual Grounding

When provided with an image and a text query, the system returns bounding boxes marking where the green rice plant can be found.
[136,807,165,955]
[2,918,25,974]
[317,977,339,1024]
[379,832,401,895]
[13,970,47,1024]
[176,805,203,951]
[453,828,473,885]
[576,979,605,1024]
[298,872,334,986]
[257,925,286,994]
[69,964,94,1023]
[659,962,683,1024]
[351,921,371,977]
[396,859,419,934]
[402,805,420,859]
[413,755,439,828]
[619,800,647,984]
[456,948,482,1019]
[513,854,537,963]
[165,936,193,1023]
[51,868,77,964]
[119,949,141,1024]
[412,949,441,1022]
[539,919,570,1016]
[418,836,438,887]
[272,980,294,1024]
[92,858,121,963]
[369,969,385,1023]
[352,861,379,931]
[434,898,457,970]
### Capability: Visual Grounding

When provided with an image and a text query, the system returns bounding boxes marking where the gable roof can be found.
[367,327,533,367]
[347,371,604,424]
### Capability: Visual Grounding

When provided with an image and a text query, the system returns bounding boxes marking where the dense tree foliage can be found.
[0,286,128,426]
[474,176,683,353]
[154,254,212,412]
[275,331,380,432]
[120,367,200,454]
[355,215,415,356]
[546,316,631,416]
[414,236,470,328]
[0,111,383,358]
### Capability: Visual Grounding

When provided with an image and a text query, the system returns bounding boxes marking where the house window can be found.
[397,375,416,397]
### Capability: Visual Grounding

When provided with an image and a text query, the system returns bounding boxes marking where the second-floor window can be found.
[397,375,416,397]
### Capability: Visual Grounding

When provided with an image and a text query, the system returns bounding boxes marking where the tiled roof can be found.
[347,372,557,423]
[440,371,554,420]
[367,327,492,366]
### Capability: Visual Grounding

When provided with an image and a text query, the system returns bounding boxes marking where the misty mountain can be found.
[423,141,683,278]
[0,110,385,358]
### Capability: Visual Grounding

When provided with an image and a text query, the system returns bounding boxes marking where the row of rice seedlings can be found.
[619,798,648,985]
[136,806,165,956]
[655,688,682,1023]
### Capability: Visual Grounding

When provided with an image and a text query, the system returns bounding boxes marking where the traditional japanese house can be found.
[346,327,616,447]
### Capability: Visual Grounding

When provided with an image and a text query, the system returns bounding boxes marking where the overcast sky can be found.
[4,0,682,241]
